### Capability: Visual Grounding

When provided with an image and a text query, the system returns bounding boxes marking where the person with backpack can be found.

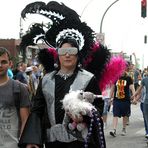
[0,47,31,148]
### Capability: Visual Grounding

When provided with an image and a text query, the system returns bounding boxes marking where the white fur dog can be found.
[62,90,97,119]
[62,90,100,139]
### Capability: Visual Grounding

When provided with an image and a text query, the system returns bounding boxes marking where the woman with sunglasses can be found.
[19,37,105,148]
[18,1,109,147]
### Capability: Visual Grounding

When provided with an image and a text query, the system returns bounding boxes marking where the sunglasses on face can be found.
[57,47,78,56]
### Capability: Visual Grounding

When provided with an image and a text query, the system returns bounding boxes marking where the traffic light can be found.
[144,35,147,44]
[141,0,147,18]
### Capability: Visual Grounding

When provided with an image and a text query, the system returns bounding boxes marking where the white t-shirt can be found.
[102,87,111,99]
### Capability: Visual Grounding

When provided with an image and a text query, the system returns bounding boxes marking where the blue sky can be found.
[0,0,147,68]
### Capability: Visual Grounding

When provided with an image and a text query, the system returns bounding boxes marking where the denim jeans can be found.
[140,103,148,134]
[143,103,148,134]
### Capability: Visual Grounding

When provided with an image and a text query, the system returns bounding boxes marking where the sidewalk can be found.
[104,103,148,148]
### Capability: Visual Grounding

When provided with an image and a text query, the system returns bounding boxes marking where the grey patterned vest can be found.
[42,69,93,142]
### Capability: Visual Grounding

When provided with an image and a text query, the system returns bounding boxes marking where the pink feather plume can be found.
[99,55,127,91]
[83,42,100,66]
[48,47,58,61]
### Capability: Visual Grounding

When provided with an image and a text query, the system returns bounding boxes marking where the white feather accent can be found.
[56,29,85,50]
[40,10,65,20]
[33,33,45,43]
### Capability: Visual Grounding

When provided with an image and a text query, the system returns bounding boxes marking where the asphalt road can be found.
[104,103,148,148]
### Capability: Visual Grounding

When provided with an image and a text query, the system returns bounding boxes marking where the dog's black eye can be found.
[80,92,83,95]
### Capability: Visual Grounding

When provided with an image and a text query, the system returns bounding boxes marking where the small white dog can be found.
[62,90,101,139]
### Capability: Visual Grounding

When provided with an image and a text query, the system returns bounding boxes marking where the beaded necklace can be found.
[56,70,74,80]
[84,109,106,148]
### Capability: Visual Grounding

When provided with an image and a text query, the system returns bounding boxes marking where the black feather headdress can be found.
[20,1,113,86]
[21,1,80,25]
[20,1,96,64]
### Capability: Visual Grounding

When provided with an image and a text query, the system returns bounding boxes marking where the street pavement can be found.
[104,103,148,148]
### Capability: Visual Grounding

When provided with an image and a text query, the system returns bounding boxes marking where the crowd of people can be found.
[0,1,148,148]
[13,62,42,99]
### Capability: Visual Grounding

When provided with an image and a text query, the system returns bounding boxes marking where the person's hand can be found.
[67,112,83,123]
[131,95,135,100]
[109,98,113,105]
[131,98,137,105]
[26,144,39,148]
[71,114,83,123]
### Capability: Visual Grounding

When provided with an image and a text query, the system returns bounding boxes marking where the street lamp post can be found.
[100,0,120,33]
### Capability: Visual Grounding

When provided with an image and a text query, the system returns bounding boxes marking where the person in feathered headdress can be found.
[18,1,126,148]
